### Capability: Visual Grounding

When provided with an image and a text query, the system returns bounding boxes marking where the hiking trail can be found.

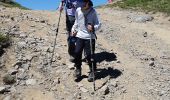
[0,5,170,100]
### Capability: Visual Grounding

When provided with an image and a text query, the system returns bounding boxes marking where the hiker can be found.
[58,0,83,62]
[71,0,101,82]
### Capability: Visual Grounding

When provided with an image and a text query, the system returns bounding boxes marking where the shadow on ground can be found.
[96,67,122,80]
[0,49,5,57]
[95,51,117,63]
[75,67,122,82]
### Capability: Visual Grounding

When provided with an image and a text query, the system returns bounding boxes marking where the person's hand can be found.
[59,7,63,12]
[87,24,93,32]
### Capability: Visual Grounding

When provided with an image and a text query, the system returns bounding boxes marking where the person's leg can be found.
[66,15,76,62]
[74,38,84,79]
[84,39,96,82]
[84,39,96,71]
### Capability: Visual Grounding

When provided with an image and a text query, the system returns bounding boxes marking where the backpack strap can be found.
[83,8,97,39]
[83,8,93,25]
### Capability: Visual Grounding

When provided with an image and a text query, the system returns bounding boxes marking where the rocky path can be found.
[0,6,170,100]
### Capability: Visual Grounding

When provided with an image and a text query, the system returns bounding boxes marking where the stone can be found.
[19,33,27,38]
[17,41,27,49]
[9,86,17,93]
[127,15,154,23]
[13,61,23,69]
[67,63,75,70]
[47,47,53,53]
[143,32,148,37]
[100,85,110,95]
[77,83,84,87]
[25,55,35,61]
[149,61,155,66]
[150,58,155,61]
[26,79,37,85]
[40,20,46,23]
[135,15,154,23]
[116,61,121,63]
[53,78,60,84]
[110,81,118,87]
[80,87,88,93]
[3,74,16,85]
[51,86,58,91]
[0,87,6,94]
[22,63,31,70]
[8,69,18,75]
[11,17,15,21]
[17,72,28,80]
[30,25,35,27]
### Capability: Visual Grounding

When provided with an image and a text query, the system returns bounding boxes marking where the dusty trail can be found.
[0,6,170,100]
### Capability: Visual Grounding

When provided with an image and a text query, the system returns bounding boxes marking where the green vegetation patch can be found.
[0,1,29,10]
[0,32,9,43]
[108,0,170,14]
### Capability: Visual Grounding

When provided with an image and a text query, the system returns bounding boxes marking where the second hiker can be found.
[58,0,83,62]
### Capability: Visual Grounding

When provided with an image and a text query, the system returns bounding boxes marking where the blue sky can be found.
[15,0,107,10]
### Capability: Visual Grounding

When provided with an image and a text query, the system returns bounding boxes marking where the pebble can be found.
[26,79,37,85]
[143,32,148,37]
[149,61,155,66]
[67,63,75,70]
[80,87,88,93]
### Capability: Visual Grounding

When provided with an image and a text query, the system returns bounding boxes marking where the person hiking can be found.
[71,0,101,82]
[58,0,83,62]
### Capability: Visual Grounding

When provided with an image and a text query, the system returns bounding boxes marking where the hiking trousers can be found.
[74,38,96,72]
[66,15,76,57]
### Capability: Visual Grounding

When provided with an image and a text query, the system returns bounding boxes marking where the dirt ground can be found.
[0,5,170,100]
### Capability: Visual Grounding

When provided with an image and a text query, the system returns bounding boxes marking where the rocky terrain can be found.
[0,5,170,100]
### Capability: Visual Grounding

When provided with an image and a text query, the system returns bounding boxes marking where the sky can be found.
[15,0,108,10]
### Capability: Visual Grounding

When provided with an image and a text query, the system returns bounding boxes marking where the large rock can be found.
[127,15,154,23]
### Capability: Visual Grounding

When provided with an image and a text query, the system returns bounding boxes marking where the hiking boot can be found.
[73,68,81,79]
[88,72,95,82]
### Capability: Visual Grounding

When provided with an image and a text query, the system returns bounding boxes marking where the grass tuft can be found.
[107,0,170,15]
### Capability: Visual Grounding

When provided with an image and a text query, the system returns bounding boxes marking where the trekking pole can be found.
[50,11,62,65]
[88,24,96,91]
